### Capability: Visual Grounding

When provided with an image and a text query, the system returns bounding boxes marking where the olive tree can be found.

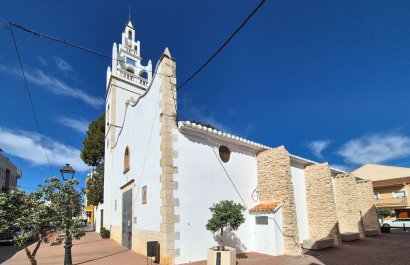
[205,200,246,251]
[0,177,85,265]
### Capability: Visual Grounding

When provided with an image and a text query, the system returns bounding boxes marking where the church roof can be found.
[178,121,345,174]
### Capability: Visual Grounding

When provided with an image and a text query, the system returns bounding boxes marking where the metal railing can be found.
[375,197,408,207]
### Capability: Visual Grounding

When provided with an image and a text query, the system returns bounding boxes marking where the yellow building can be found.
[84,177,95,225]
[353,164,410,218]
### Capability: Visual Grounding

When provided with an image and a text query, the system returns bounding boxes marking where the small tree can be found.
[85,164,104,205]
[378,208,393,218]
[205,200,246,251]
[0,177,85,265]
[81,114,105,205]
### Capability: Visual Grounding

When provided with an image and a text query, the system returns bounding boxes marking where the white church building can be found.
[101,19,380,264]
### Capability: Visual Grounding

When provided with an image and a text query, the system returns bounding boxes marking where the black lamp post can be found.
[60,164,75,265]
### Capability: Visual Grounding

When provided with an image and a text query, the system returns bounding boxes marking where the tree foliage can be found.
[378,208,394,218]
[86,164,104,205]
[81,113,105,205]
[81,113,105,167]
[205,200,246,251]
[0,177,85,265]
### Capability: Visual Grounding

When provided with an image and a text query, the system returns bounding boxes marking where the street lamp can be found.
[60,164,75,265]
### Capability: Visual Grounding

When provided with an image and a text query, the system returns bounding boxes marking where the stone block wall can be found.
[132,228,161,255]
[333,174,364,237]
[257,146,301,256]
[110,225,122,244]
[159,48,179,265]
[356,179,380,233]
[304,163,341,245]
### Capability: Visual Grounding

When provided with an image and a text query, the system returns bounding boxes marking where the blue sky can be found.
[1,0,410,192]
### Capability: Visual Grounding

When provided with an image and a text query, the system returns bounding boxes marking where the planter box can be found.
[207,247,236,265]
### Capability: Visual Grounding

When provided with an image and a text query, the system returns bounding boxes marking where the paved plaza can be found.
[1,229,410,265]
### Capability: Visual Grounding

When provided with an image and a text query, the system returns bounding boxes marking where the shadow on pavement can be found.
[0,242,23,264]
[74,249,129,265]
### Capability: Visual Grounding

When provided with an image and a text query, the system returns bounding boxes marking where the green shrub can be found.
[378,208,393,218]
[100,227,110,238]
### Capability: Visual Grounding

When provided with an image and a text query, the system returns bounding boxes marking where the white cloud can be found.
[0,64,103,109]
[337,133,410,165]
[308,140,331,159]
[57,117,89,134]
[55,57,72,72]
[0,127,90,172]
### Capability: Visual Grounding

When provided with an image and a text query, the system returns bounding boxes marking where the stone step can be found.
[365,229,379,237]
[341,232,360,242]
[302,238,334,250]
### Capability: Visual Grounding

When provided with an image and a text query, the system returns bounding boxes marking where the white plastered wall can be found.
[290,163,309,243]
[175,133,261,264]
[104,66,163,234]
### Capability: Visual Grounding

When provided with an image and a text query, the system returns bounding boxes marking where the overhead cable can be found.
[177,0,267,90]
[9,23,171,77]
[9,25,55,176]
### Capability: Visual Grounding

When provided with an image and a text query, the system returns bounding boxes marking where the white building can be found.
[103,18,379,265]
[0,149,22,192]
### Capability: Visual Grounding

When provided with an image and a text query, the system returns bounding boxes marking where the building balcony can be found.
[375,197,408,207]
[117,68,149,88]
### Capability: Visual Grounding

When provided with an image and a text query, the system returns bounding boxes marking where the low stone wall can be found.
[356,179,380,234]
[304,163,341,245]
[110,225,122,244]
[257,146,300,256]
[334,174,364,238]
[132,228,161,256]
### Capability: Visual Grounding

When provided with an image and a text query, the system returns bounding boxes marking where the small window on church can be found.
[124,146,130,173]
[128,30,132,40]
[126,68,134,74]
[219,145,231,163]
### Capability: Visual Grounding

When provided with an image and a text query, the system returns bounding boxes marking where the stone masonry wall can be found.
[334,174,364,237]
[356,179,380,233]
[132,229,161,255]
[304,163,341,245]
[257,146,301,256]
[159,48,179,265]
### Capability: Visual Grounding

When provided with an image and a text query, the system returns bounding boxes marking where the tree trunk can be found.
[220,228,224,251]
[24,247,37,265]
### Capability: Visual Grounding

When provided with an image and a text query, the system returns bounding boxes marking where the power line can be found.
[177,0,267,90]
[9,25,55,176]
[9,23,171,78]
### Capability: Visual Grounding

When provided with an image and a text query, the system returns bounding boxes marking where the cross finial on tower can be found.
[128,6,131,22]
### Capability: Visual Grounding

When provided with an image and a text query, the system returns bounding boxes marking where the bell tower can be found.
[104,17,154,228]
[109,18,153,89]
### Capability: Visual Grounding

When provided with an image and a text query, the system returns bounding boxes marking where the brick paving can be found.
[2,231,149,265]
[2,228,410,265]
[185,229,410,265]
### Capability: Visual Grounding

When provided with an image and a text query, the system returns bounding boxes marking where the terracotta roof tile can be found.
[373,176,410,188]
[250,202,281,212]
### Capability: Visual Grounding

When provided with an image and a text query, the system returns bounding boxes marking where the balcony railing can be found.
[117,68,149,87]
[375,197,408,207]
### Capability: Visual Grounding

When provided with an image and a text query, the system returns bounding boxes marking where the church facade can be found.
[103,19,380,265]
